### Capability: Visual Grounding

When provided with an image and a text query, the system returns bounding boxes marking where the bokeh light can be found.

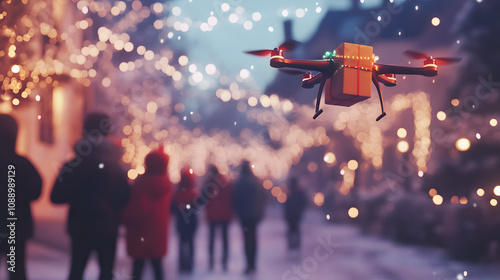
[490,118,498,127]
[455,138,470,152]
[397,128,407,138]
[323,152,336,164]
[347,160,358,171]
[494,185,500,196]
[313,192,325,206]
[429,188,437,197]
[348,207,359,218]
[436,111,446,121]
[433,195,443,205]
[431,17,440,26]
[397,140,409,153]
[491,199,498,207]
[477,188,485,196]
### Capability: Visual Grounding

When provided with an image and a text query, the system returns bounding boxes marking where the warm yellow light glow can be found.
[11,64,20,73]
[263,180,273,190]
[491,199,498,207]
[102,77,111,87]
[347,160,358,171]
[348,207,359,218]
[147,101,158,113]
[455,138,470,152]
[248,96,258,107]
[12,98,20,106]
[433,195,443,205]
[307,162,318,173]
[220,90,231,102]
[271,186,282,197]
[323,152,336,164]
[397,128,407,138]
[431,17,440,26]
[313,192,325,206]
[397,141,409,153]
[436,111,446,121]
[451,99,460,106]
[178,55,188,66]
[152,2,164,13]
[494,185,500,196]
[429,188,437,197]
[122,125,133,135]
[459,197,468,205]
[277,193,287,203]
[260,95,270,107]
[451,196,459,204]
[128,169,138,180]
[490,118,498,127]
[282,100,294,112]
[477,188,485,197]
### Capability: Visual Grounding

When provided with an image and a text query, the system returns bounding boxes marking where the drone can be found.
[245,41,461,121]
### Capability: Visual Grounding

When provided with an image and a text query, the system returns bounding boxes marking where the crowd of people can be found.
[0,113,308,280]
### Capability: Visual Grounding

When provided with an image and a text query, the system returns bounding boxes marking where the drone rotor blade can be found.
[279,39,300,51]
[244,49,273,56]
[279,69,306,75]
[403,50,430,60]
[435,57,462,65]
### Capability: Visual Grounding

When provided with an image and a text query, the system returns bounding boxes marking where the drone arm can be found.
[271,58,334,73]
[302,72,324,88]
[374,63,437,77]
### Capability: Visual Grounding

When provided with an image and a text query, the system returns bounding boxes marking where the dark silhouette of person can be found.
[50,113,130,280]
[122,148,172,280]
[172,168,198,274]
[231,160,265,275]
[201,165,233,271]
[283,177,307,250]
[0,114,42,280]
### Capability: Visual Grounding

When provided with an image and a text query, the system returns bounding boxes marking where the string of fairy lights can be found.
[0,0,498,209]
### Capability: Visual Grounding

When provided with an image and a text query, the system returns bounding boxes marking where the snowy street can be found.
[5,206,500,280]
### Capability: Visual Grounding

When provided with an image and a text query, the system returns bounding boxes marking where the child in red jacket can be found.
[122,149,172,280]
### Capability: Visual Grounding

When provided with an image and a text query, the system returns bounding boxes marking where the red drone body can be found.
[245,42,460,121]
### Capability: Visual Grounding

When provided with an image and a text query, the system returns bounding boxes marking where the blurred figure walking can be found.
[122,148,172,280]
[201,165,233,271]
[283,177,307,251]
[51,113,130,280]
[0,114,42,280]
[172,168,198,274]
[232,160,266,275]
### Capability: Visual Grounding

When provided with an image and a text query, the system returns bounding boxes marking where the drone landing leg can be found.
[313,76,327,119]
[372,74,387,121]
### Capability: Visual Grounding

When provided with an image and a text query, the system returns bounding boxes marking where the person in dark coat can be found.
[283,177,307,250]
[122,149,172,280]
[51,113,130,280]
[202,165,233,271]
[231,160,265,275]
[172,168,198,274]
[0,114,42,280]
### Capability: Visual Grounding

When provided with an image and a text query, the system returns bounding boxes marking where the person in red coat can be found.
[172,168,199,274]
[201,165,233,271]
[122,149,172,280]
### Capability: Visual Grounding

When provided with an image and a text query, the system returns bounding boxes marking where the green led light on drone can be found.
[323,50,335,60]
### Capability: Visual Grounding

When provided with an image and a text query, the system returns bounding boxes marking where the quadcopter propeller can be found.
[403,50,461,65]
[244,39,300,57]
